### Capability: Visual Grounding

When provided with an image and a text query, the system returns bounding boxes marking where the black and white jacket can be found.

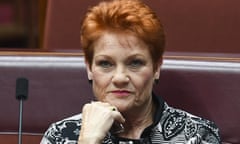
[41,94,221,144]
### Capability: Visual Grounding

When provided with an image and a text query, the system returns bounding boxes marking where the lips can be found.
[110,90,132,97]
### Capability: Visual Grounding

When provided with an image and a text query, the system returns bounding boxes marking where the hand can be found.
[78,101,125,144]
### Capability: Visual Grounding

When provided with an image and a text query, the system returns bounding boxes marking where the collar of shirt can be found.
[110,93,165,143]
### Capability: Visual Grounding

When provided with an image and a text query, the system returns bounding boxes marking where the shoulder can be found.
[160,104,221,143]
[41,114,82,144]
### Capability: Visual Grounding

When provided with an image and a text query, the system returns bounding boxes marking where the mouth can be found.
[110,90,132,97]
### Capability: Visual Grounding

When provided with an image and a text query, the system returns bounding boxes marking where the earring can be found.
[88,80,92,84]
[154,79,159,84]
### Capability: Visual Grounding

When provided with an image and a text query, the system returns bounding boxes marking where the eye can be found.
[128,59,145,68]
[97,60,113,68]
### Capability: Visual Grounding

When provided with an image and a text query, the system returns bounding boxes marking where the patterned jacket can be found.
[41,94,221,144]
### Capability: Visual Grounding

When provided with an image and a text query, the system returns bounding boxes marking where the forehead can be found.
[93,32,150,55]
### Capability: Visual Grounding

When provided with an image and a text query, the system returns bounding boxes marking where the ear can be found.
[154,58,163,80]
[85,61,93,80]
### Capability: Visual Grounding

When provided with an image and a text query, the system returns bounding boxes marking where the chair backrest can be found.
[0,51,240,143]
[155,52,240,143]
[43,0,99,49]
[0,52,93,134]
[43,0,240,53]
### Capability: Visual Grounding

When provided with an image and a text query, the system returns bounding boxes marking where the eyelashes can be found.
[97,60,113,69]
[95,58,146,70]
[128,59,145,68]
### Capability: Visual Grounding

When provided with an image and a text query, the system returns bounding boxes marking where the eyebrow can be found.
[94,53,145,59]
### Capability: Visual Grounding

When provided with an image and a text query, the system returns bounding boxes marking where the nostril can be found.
[112,74,130,86]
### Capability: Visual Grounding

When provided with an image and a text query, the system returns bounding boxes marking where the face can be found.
[86,32,161,113]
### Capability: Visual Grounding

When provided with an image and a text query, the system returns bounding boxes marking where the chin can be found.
[116,104,131,112]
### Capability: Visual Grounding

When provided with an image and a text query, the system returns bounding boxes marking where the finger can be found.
[83,102,125,123]
[93,101,112,107]
[112,110,125,124]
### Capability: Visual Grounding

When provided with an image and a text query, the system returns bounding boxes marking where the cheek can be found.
[133,70,155,95]
[91,70,111,100]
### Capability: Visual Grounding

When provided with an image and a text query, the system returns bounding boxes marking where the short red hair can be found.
[81,0,165,68]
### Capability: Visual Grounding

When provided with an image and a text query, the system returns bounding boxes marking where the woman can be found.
[41,0,221,143]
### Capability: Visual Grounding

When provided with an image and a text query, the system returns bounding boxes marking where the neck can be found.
[118,98,155,139]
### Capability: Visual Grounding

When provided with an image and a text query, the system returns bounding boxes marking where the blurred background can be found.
[0,0,240,53]
[0,0,46,48]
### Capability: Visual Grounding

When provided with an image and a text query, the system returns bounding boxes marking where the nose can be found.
[112,65,129,87]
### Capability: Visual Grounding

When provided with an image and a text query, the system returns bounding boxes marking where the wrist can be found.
[78,135,102,144]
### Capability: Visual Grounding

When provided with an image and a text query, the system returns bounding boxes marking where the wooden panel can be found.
[0,133,43,144]
[43,0,240,53]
